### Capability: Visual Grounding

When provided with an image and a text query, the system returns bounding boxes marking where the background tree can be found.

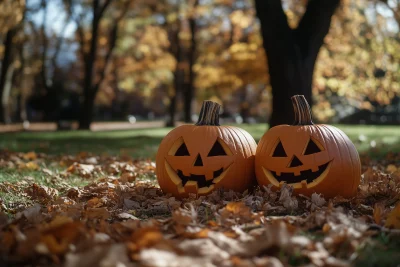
[0,0,26,123]
[70,0,131,129]
[255,0,340,127]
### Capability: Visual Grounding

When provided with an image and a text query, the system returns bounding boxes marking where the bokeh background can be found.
[0,0,400,131]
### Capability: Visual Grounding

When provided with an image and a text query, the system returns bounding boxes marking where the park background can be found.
[1,1,400,266]
[1,0,400,130]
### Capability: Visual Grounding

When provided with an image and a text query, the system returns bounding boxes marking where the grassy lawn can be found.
[1,124,399,159]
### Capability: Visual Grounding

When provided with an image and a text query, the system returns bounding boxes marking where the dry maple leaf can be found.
[19,161,40,171]
[66,163,98,178]
[16,203,42,223]
[278,184,298,211]
[385,203,400,229]
[309,193,327,210]
[373,203,384,225]
[25,184,58,202]
[129,227,166,251]
[140,248,215,267]
[85,207,110,220]
[22,151,38,161]
[65,244,131,267]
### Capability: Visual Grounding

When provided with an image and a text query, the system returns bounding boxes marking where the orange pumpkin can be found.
[156,101,257,198]
[255,95,361,198]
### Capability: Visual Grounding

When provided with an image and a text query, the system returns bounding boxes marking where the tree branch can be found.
[93,1,130,93]
[254,0,291,48]
[378,0,400,27]
[40,0,50,90]
[98,0,112,17]
[73,12,86,62]
[50,4,73,71]
[295,0,340,60]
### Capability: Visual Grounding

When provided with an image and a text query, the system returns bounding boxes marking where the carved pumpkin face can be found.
[156,101,257,198]
[255,95,361,198]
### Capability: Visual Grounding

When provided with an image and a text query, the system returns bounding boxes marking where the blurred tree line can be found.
[0,0,400,129]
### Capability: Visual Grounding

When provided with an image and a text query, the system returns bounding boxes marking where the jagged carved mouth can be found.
[165,161,232,194]
[262,161,332,189]
[177,168,224,188]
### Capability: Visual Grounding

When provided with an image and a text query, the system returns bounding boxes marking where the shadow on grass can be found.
[0,127,172,159]
[1,135,164,159]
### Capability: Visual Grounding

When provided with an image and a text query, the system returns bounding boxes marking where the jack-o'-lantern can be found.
[255,95,361,198]
[156,101,257,198]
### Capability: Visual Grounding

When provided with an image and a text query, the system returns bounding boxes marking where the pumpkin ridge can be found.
[329,125,361,195]
[229,126,246,156]
[239,127,257,154]
[232,126,253,156]
[320,124,343,191]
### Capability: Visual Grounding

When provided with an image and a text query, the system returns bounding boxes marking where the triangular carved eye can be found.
[304,138,323,155]
[175,142,190,156]
[208,140,227,157]
[272,139,287,157]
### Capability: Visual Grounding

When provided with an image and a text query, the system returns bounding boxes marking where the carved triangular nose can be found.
[194,154,203,166]
[289,155,303,168]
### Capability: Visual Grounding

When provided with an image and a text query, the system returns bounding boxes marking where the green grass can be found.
[0,167,94,210]
[0,124,399,159]
[355,233,400,267]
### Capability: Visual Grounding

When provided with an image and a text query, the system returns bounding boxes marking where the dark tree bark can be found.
[0,28,17,123]
[40,0,49,92]
[239,86,250,123]
[78,0,104,129]
[255,0,340,127]
[166,68,181,127]
[183,0,199,123]
[166,17,184,127]
[76,0,127,129]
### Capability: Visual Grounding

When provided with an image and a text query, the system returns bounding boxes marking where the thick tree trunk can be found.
[166,61,184,127]
[2,63,15,124]
[166,17,184,127]
[183,2,198,123]
[0,29,15,124]
[77,0,117,130]
[79,91,95,130]
[166,91,177,127]
[40,0,50,92]
[78,0,101,130]
[239,86,250,123]
[255,0,340,127]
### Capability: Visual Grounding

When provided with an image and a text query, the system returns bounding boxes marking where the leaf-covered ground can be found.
[0,149,399,267]
[0,125,400,267]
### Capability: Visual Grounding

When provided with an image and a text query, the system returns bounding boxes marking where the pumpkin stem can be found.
[195,100,221,126]
[291,95,314,125]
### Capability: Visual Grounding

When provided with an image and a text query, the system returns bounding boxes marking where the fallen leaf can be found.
[86,208,110,220]
[129,227,167,252]
[140,249,215,267]
[25,184,58,202]
[19,161,40,170]
[65,244,130,267]
[67,163,97,178]
[117,212,139,220]
[23,152,37,161]
[373,203,384,225]
[385,203,400,229]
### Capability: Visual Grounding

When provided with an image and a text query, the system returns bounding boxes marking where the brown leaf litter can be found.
[0,150,399,266]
